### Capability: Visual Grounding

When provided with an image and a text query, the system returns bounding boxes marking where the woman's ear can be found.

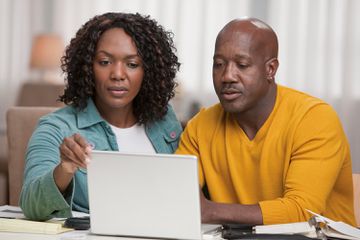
[265,58,279,83]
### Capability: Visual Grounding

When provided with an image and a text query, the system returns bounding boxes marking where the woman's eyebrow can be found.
[95,50,112,57]
[95,50,140,59]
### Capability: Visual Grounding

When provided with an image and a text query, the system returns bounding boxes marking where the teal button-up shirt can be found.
[20,99,182,220]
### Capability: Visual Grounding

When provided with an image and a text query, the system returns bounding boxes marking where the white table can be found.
[0,231,155,240]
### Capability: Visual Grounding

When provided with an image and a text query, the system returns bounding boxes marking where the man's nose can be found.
[222,63,237,82]
[111,62,126,80]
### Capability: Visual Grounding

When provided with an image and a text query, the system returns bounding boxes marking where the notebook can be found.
[87,150,220,240]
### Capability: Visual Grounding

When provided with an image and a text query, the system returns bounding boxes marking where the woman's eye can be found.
[99,60,110,66]
[127,62,139,68]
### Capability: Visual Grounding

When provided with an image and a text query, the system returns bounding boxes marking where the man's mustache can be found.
[220,84,243,94]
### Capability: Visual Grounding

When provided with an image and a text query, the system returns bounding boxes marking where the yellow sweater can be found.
[176,85,356,226]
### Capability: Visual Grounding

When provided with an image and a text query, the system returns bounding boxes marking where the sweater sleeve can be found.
[19,118,74,220]
[176,109,205,187]
[259,104,353,224]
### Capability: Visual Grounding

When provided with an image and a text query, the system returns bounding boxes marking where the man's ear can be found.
[265,58,279,83]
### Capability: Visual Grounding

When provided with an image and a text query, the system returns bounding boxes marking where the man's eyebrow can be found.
[213,53,250,60]
[234,54,251,60]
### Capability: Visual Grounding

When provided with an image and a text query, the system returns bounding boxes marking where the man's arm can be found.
[177,109,263,225]
[200,190,263,225]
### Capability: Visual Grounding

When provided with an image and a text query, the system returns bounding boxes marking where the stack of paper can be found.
[0,205,25,219]
[0,218,73,235]
[307,209,360,240]
[254,221,318,238]
[253,210,360,240]
[0,205,77,235]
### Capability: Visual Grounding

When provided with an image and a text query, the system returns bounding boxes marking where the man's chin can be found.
[219,100,243,113]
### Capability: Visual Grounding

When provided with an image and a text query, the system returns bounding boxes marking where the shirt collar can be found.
[77,98,105,128]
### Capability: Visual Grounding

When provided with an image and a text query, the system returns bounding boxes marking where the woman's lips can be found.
[108,86,128,97]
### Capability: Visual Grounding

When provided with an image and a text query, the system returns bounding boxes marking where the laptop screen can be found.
[87,150,202,240]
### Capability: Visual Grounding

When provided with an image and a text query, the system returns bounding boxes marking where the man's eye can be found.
[213,62,224,68]
[237,63,249,69]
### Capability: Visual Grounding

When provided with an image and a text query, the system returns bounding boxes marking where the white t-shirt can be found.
[110,123,156,154]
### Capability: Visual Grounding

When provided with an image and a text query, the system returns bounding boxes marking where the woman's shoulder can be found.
[147,104,182,138]
[155,104,181,126]
[41,105,77,121]
[38,105,79,130]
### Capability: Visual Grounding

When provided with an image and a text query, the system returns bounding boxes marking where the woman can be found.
[20,12,182,220]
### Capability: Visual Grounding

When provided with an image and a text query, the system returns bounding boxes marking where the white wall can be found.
[0,0,359,171]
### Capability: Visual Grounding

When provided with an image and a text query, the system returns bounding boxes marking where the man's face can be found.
[212,29,271,114]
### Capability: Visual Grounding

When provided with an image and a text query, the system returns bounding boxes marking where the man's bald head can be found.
[212,17,279,115]
[216,17,278,61]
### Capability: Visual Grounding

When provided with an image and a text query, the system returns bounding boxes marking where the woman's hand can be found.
[54,133,92,193]
[59,133,92,173]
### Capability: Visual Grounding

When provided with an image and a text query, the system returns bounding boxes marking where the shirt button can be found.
[170,131,177,139]
[88,142,95,149]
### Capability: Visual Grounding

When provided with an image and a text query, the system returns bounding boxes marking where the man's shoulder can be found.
[196,102,223,118]
[278,85,333,113]
[279,85,326,105]
[187,103,225,127]
[277,85,341,126]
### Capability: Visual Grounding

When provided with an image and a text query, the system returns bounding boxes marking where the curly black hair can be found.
[60,12,180,124]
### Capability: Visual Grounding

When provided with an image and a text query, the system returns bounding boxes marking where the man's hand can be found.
[199,186,263,225]
[54,133,92,193]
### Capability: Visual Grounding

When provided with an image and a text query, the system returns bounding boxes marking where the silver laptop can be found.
[87,150,216,240]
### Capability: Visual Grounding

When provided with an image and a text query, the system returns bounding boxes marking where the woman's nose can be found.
[110,62,126,80]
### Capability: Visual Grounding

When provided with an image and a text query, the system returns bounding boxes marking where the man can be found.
[176,17,356,226]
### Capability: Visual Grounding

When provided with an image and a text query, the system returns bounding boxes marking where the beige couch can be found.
[7,107,57,205]
[0,81,64,205]
[16,81,65,107]
[0,134,8,205]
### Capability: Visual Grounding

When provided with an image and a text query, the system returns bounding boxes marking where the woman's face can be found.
[93,28,144,113]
